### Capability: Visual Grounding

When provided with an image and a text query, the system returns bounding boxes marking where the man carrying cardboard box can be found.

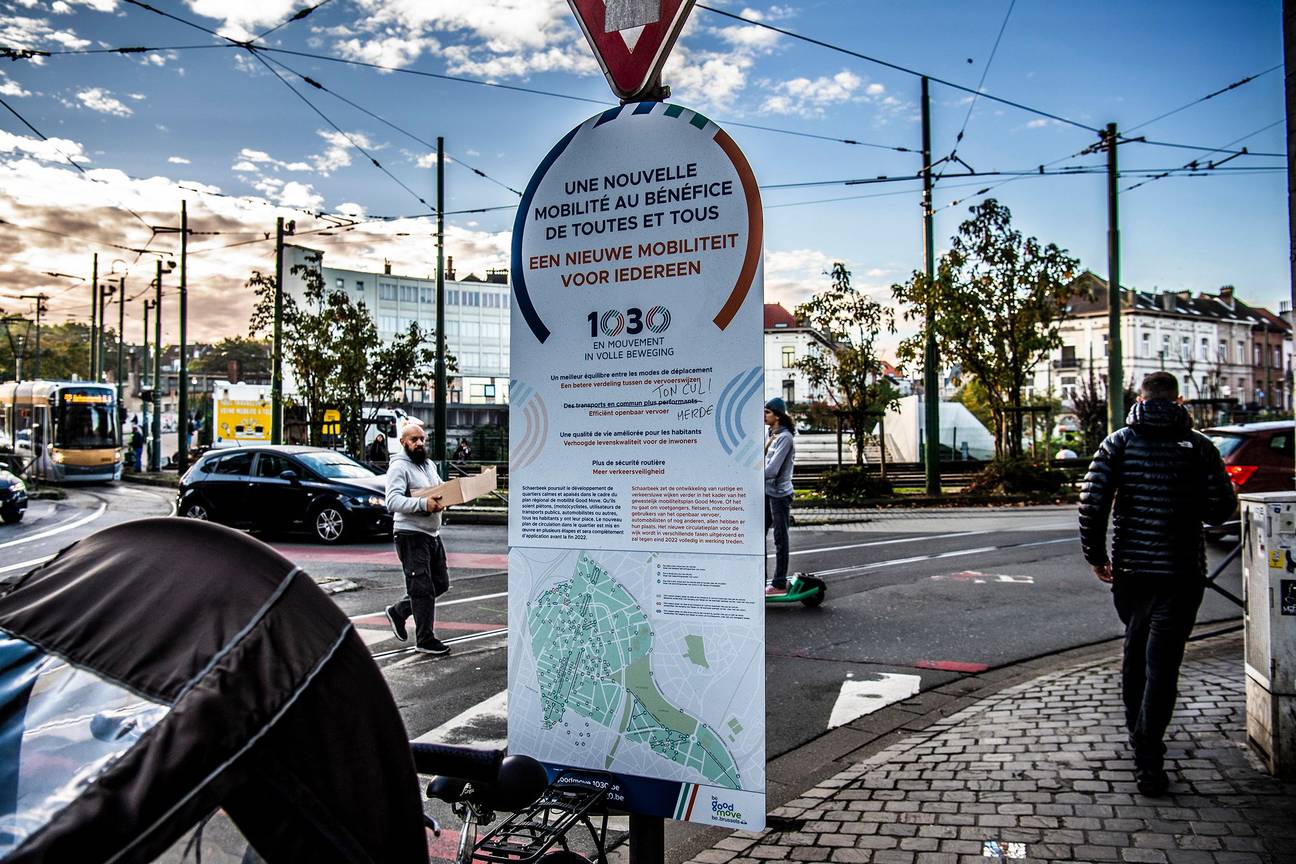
[383,422,451,656]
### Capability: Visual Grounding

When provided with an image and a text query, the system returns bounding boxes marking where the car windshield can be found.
[1209,434,1246,457]
[297,451,374,479]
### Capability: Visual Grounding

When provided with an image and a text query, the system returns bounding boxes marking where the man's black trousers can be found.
[1112,577,1205,769]
[392,531,449,649]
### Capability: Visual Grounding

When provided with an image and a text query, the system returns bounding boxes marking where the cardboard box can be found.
[412,467,498,507]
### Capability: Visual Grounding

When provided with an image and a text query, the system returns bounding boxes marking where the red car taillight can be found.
[1227,464,1259,487]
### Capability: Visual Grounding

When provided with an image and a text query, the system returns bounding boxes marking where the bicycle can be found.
[411,741,612,864]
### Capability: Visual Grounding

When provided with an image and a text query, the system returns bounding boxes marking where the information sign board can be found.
[507,102,765,830]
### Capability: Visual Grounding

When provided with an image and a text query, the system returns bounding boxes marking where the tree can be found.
[892,199,1081,458]
[794,263,899,465]
[190,337,271,380]
[248,257,446,456]
[0,322,93,381]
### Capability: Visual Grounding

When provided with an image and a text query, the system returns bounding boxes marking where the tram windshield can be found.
[55,389,118,449]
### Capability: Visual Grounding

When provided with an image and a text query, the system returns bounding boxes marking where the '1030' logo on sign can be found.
[587,307,671,337]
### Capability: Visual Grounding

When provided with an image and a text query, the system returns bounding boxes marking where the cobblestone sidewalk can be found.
[687,633,1296,864]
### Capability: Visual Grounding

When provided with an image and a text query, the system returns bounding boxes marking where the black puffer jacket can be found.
[1079,399,1235,580]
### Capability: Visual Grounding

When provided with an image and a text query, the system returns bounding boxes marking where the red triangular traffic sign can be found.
[568,0,697,101]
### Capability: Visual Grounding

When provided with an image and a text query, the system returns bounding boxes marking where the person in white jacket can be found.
[384,423,451,655]
[763,397,796,596]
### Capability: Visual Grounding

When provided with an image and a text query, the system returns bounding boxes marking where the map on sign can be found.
[509,549,762,794]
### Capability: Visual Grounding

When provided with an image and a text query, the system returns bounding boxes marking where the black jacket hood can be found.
[1126,398,1192,438]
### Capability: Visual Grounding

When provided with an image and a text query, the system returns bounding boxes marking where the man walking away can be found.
[384,423,451,656]
[1078,371,1235,796]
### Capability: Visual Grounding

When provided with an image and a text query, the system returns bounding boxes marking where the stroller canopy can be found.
[0,518,427,863]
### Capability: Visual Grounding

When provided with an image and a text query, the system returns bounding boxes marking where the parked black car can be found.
[177,446,391,543]
[0,468,27,524]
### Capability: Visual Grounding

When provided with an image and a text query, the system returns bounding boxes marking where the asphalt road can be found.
[0,490,1246,863]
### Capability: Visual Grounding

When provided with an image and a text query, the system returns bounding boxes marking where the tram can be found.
[0,380,123,483]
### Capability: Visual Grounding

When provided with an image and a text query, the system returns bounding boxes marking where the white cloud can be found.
[127,93,146,101]
[0,129,89,163]
[0,76,31,98]
[336,202,366,217]
[761,70,863,117]
[76,87,133,117]
[183,0,299,42]
[312,129,376,175]
[0,14,92,53]
[715,23,780,50]
[168,155,191,164]
[231,160,259,172]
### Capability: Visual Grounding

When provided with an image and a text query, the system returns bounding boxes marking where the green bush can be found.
[963,456,1067,496]
[817,466,894,502]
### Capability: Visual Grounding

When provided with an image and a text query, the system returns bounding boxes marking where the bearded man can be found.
[383,422,451,655]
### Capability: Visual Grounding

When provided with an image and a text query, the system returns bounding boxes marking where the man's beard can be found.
[406,445,428,465]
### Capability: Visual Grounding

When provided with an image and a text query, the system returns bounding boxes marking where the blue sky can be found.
[0,0,1287,352]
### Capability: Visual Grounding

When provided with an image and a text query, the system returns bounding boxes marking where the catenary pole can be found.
[97,280,111,382]
[921,77,940,495]
[1105,122,1124,434]
[177,200,189,472]
[90,253,98,381]
[435,136,448,476]
[272,216,285,445]
[1286,0,1296,437]
[116,280,124,437]
[152,259,162,472]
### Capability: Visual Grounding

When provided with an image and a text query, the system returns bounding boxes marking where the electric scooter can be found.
[765,572,827,607]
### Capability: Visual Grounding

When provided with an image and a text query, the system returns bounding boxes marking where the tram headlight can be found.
[8,479,23,493]
[51,451,65,464]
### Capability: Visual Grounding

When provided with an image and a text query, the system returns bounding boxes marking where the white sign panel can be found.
[507,102,765,829]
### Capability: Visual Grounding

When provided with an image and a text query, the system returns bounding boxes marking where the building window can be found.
[355,280,364,292]
[1218,340,1227,362]
[1200,336,1210,361]
[781,346,795,368]
[1162,334,1172,358]
[444,320,459,337]
[1141,332,1151,358]
[1255,344,1262,366]
[335,278,344,289]
[379,316,398,332]
[1238,340,1246,364]
[379,282,397,301]
[400,285,417,303]
[1274,346,1282,368]
[782,379,794,403]
[1101,335,1108,357]
[448,290,459,305]
[1180,335,1190,359]
[420,286,434,304]
[1238,377,1246,392]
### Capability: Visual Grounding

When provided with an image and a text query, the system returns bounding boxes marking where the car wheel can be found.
[1,504,21,524]
[313,504,347,544]
[182,499,211,520]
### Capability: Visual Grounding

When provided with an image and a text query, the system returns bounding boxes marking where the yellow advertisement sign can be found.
[217,399,272,444]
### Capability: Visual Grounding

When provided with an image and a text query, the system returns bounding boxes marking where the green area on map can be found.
[527,553,740,789]
[684,635,710,669]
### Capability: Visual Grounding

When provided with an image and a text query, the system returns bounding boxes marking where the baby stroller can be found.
[0,518,430,863]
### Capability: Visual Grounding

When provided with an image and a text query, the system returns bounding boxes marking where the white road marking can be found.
[413,689,508,749]
[349,590,509,623]
[782,531,985,559]
[813,537,1074,578]
[0,504,107,551]
[828,673,922,728]
[0,555,55,575]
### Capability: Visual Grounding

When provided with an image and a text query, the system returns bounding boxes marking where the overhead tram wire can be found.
[1125,64,1283,133]
[934,0,1017,184]
[1123,118,1287,193]
[698,4,1278,162]
[697,3,1101,134]
[255,52,524,197]
[0,95,156,235]
[251,0,337,45]
[245,51,436,216]
[15,39,913,154]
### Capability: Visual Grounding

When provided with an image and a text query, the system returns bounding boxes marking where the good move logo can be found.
[710,795,744,825]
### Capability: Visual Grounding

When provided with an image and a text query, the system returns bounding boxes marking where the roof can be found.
[1202,420,1294,434]
[1064,271,1291,333]
[764,303,798,329]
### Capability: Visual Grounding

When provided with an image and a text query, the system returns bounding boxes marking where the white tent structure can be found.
[878,395,995,463]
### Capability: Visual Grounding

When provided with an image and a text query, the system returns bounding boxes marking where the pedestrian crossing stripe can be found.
[673,783,699,820]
